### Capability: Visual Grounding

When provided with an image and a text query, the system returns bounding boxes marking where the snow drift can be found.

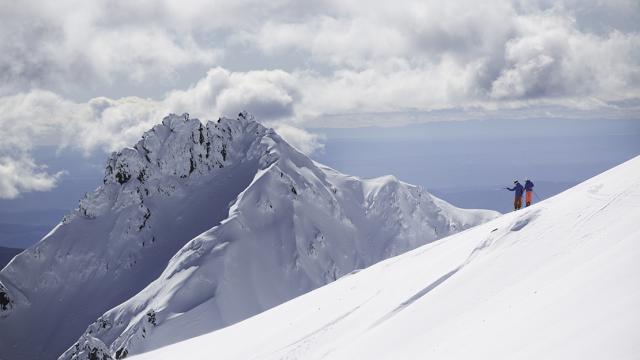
[131,155,640,360]
[0,112,497,360]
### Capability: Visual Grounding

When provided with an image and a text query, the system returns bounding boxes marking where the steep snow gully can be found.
[0,113,498,360]
[132,155,640,360]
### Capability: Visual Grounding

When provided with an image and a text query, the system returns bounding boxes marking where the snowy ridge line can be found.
[0,111,277,359]
[0,111,498,360]
[129,155,640,360]
[56,116,498,359]
[59,128,498,359]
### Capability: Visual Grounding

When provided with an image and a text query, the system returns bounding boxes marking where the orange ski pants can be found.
[525,191,533,206]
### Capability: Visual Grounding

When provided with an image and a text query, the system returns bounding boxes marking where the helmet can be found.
[513,180,518,184]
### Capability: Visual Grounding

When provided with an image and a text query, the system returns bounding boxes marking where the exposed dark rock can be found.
[98,317,110,329]
[88,347,111,360]
[115,348,128,359]
[198,125,205,145]
[146,310,157,326]
[189,156,196,174]
[138,208,151,231]
[115,171,131,185]
[137,169,146,183]
[221,144,227,162]
[0,291,11,311]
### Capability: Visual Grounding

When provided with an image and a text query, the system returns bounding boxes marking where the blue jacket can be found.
[507,182,524,197]
[524,180,534,192]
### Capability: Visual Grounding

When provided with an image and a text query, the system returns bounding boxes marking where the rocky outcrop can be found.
[0,112,278,360]
[59,119,499,359]
[63,334,113,360]
[0,111,499,360]
[0,282,12,314]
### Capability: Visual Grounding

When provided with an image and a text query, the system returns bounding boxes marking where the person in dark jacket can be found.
[524,179,535,207]
[506,180,524,210]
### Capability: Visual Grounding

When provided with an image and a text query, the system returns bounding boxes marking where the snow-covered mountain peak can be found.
[0,112,294,359]
[59,152,498,359]
[130,156,640,360]
[75,112,276,220]
[0,112,498,360]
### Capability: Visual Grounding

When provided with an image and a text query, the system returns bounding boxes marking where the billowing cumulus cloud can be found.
[164,68,300,121]
[247,0,640,111]
[0,0,639,196]
[271,124,325,155]
[0,0,219,96]
[2,0,638,105]
[0,70,313,198]
[0,156,65,199]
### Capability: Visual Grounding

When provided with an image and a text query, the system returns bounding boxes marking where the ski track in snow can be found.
[260,291,382,360]
[370,210,538,330]
[271,208,545,359]
[370,267,461,329]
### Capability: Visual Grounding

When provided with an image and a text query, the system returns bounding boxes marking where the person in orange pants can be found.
[524,179,535,206]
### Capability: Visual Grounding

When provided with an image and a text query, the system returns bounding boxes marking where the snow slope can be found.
[0,113,497,360]
[132,155,640,360]
[0,113,268,360]
[59,121,497,360]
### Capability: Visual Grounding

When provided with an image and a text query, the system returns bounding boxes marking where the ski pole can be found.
[533,191,542,201]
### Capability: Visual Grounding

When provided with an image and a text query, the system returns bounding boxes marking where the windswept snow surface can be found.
[0,112,497,360]
[133,156,640,360]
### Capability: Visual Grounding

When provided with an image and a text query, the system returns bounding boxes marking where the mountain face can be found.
[129,156,640,360]
[0,113,498,360]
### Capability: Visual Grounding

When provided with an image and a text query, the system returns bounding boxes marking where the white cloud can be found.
[0,156,65,199]
[270,124,325,155]
[0,69,312,197]
[246,0,640,110]
[0,0,219,96]
[0,0,639,197]
[0,91,162,198]
[164,68,300,121]
[2,0,639,107]
[0,91,161,155]
[489,13,640,100]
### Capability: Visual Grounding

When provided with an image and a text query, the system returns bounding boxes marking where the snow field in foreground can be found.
[134,155,640,360]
